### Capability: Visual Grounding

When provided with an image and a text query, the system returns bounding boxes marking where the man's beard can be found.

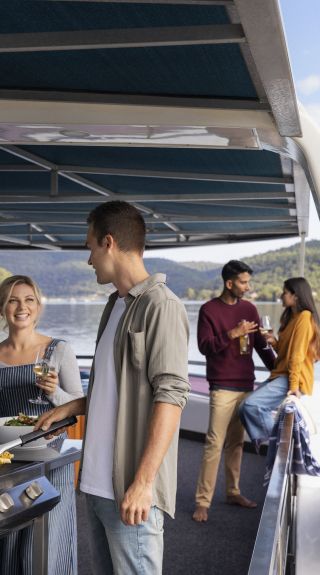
[227,287,242,299]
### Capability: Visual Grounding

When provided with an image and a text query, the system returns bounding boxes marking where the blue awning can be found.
[0,0,318,250]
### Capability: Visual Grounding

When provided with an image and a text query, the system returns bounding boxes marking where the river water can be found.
[1,299,320,423]
[2,299,318,377]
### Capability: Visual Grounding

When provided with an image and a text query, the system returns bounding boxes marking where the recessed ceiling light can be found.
[60,130,90,138]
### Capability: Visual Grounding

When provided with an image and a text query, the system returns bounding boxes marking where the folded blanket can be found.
[264,399,320,485]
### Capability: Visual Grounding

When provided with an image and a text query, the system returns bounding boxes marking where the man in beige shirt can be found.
[36,200,190,575]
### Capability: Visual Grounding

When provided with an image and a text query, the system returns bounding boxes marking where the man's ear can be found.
[225,279,233,291]
[102,234,114,249]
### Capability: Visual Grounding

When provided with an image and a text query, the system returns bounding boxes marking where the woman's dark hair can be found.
[280,276,320,360]
[221,260,253,283]
[87,201,146,254]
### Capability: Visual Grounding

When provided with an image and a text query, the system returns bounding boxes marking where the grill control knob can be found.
[0,492,14,512]
[25,481,44,501]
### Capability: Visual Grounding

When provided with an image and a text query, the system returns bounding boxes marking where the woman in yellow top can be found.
[239,277,320,447]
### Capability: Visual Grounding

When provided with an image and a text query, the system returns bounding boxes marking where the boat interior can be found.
[1,1,320,573]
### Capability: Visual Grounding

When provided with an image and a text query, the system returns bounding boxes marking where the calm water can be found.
[1,300,318,380]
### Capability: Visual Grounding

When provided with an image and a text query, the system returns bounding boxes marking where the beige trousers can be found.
[195,389,248,508]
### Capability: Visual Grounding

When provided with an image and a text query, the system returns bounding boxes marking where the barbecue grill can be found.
[0,460,59,536]
[0,435,82,575]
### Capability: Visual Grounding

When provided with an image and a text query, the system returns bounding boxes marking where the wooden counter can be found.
[67,415,85,483]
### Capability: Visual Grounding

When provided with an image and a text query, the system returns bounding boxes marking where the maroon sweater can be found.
[198,298,275,391]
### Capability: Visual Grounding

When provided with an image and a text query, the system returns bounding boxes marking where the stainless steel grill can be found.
[0,437,82,575]
[0,461,60,537]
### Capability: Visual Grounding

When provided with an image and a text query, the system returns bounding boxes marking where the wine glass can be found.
[29,347,51,406]
[260,315,272,350]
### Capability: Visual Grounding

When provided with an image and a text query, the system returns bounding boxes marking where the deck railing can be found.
[78,356,269,372]
[248,412,295,575]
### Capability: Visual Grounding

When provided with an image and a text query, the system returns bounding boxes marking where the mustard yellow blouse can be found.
[271,310,315,395]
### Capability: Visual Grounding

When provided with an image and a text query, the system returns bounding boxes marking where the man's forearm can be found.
[120,402,182,525]
[35,396,87,432]
[134,402,181,486]
[62,396,87,416]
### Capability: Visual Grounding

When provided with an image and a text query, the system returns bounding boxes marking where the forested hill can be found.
[0,240,319,302]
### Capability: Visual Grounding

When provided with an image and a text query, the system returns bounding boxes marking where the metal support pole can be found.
[298,233,306,277]
[32,514,49,575]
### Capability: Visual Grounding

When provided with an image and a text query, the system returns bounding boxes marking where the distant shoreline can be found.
[43,298,107,305]
[43,297,280,305]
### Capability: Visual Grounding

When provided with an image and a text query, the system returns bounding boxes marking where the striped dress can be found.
[0,340,78,575]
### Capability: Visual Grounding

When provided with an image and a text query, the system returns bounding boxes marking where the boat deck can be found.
[76,436,267,575]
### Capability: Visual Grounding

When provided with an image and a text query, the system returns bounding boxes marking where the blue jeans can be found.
[84,494,164,575]
[238,376,289,441]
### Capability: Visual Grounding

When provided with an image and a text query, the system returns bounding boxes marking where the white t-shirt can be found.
[80,297,126,499]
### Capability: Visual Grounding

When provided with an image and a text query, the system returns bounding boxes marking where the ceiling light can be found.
[60,130,90,138]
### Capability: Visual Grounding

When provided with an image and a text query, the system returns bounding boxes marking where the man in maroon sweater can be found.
[192,260,275,522]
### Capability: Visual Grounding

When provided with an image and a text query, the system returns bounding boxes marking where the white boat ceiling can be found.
[0,0,319,250]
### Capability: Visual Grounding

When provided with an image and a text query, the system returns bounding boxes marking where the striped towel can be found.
[264,399,320,485]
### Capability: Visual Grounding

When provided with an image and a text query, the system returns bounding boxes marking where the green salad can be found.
[4,413,39,426]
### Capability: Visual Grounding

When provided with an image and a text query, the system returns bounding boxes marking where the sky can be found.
[146,0,320,263]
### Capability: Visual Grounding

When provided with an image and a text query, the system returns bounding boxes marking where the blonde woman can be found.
[0,275,83,575]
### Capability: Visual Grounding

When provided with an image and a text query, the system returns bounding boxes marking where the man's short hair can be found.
[87,201,146,253]
[221,260,253,282]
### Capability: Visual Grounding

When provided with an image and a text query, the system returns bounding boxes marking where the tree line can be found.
[0,240,319,302]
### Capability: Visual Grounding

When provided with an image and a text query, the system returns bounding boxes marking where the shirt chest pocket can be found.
[128,331,146,370]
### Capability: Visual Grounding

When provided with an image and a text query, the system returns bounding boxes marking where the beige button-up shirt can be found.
[81,273,190,518]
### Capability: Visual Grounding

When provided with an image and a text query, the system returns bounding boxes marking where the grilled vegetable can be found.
[4,413,39,426]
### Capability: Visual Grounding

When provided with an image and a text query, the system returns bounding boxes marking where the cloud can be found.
[305,103,320,127]
[298,75,320,96]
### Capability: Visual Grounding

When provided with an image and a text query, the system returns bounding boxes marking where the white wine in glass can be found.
[260,315,272,349]
[29,348,50,406]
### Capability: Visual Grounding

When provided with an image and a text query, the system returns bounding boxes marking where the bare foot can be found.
[192,506,208,522]
[226,494,257,509]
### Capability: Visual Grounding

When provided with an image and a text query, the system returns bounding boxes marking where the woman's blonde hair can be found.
[0,275,42,328]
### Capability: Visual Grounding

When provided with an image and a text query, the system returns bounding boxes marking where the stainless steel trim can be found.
[248,413,294,575]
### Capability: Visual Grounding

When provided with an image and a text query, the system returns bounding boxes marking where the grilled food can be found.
[4,413,39,427]
[0,451,14,464]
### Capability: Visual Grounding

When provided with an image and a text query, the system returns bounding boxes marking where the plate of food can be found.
[0,413,48,449]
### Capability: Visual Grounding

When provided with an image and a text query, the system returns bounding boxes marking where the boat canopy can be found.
[0,0,319,250]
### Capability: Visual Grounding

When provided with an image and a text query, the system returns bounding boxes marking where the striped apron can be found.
[0,339,77,575]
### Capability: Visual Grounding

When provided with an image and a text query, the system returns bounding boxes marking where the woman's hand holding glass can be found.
[36,365,58,396]
[29,347,57,405]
